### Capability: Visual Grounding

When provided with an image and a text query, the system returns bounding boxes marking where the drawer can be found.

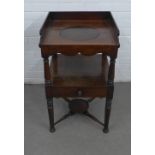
[46,87,107,98]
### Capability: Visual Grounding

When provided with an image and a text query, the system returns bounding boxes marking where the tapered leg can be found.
[103,99,112,133]
[47,98,55,133]
[103,56,116,133]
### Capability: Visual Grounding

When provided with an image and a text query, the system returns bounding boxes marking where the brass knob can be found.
[77,90,83,97]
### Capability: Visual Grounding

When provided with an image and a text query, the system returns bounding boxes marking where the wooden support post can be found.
[43,57,55,132]
[103,57,115,133]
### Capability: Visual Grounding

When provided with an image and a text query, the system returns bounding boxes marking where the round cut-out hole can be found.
[60,26,99,41]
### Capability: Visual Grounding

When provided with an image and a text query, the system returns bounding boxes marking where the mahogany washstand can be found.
[39,12,120,133]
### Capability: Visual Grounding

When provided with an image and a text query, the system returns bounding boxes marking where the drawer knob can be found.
[77,90,83,97]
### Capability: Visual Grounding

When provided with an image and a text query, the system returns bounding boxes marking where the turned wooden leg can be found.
[103,99,112,133]
[103,57,116,133]
[43,57,55,132]
[47,98,55,133]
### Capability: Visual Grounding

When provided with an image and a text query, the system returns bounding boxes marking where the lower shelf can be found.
[48,54,109,97]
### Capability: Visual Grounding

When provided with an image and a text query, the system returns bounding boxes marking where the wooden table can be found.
[39,12,120,133]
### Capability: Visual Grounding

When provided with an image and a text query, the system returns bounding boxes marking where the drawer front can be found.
[47,87,107,97]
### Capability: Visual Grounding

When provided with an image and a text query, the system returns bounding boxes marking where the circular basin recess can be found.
[60,26,99,41]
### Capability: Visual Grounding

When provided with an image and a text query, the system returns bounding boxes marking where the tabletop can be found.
[39,12,120,57]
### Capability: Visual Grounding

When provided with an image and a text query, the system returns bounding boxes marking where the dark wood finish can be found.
[39,11,120,133]
[39,12,119,57]
[68,99,89,113]
[47,98,55,132]
[49,54,109,97]
[103,58,116,133]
